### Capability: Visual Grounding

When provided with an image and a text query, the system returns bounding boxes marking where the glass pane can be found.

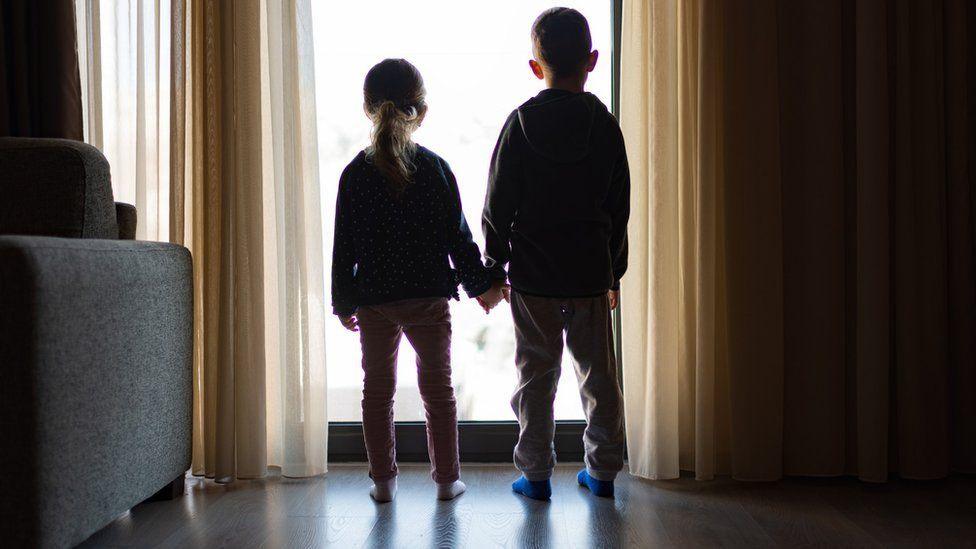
[312,1,613,422]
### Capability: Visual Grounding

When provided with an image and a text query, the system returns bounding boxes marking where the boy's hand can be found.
[608,290,619,310]
[338,314,359,332]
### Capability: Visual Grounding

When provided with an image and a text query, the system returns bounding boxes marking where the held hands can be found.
[476,280,510,313]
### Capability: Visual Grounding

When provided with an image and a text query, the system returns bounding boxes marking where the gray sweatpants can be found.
[510,291,625,482]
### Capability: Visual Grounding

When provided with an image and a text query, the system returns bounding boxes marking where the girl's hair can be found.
[363,59,427,193]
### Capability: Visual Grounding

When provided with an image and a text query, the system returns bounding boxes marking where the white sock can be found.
[370,478,397,503]
[436,480,467,501]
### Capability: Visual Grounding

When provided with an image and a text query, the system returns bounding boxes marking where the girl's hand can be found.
[476,281,510,313]
[339,314,359,332]
[475,294,495,313]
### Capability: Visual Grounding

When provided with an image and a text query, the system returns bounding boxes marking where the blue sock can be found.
[511,476,552,501]
[577,469,614,498]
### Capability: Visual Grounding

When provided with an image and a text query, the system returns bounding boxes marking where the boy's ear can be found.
[528,59,545,80]
[586,50,599,73]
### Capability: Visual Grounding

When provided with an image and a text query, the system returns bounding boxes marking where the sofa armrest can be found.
[0,236,193,548]
[115,202,137,240]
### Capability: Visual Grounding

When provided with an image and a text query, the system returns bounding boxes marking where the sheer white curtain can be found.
[261,0,329,478]
[75,0,172,240]
[77,0,328,480]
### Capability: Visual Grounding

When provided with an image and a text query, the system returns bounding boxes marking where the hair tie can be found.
[400,105,418,120]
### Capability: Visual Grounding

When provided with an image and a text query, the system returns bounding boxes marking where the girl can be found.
[331,59,503,502]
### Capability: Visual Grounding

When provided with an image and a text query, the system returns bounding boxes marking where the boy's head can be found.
[529,8,598,85]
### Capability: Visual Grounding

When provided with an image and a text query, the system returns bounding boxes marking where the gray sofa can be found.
[0,138,193,548]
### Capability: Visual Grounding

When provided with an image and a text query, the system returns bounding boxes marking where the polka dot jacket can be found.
[331,145,492,317]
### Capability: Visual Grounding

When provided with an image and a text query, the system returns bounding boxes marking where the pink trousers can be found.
[356,297,459,483]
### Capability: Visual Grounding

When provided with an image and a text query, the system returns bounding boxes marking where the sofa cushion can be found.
[0,138,118,239]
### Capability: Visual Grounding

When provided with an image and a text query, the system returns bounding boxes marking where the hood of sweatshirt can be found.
[516,89,605,163]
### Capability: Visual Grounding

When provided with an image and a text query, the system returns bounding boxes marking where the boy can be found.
[482,7,630,500]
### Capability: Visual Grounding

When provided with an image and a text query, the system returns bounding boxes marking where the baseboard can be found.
[328,421,586,462]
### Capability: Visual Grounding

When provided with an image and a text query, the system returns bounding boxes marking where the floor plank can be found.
[261,516,376,549]
[734,480,879,547]
[79,464,976,548]
[647,480,777,548]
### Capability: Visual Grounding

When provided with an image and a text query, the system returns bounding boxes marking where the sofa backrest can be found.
[0,138,119,239]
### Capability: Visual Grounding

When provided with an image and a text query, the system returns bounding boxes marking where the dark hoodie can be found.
[482,89,630,297]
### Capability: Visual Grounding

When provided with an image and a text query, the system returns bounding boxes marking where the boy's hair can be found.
[531,8,592,78]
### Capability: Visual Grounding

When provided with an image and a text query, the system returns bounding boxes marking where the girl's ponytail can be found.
[363,59,427,195]
[369,100,420,193]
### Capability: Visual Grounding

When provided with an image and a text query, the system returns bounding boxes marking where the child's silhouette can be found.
[482,7,631,500]
[331,59,503,503]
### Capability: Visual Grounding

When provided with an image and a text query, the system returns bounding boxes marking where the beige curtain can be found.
[621,0,975,481]
[620,0,729,481]
[170,0,327,482]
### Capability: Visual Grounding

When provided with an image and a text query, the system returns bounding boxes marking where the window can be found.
[312,1,615,423]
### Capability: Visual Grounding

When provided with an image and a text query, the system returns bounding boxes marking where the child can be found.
[332,58,504,503]
[482,8,630,500]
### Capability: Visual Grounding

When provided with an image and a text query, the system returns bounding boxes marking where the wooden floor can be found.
[80,464,976,548]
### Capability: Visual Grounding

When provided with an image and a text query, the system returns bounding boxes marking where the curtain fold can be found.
[621,0,975,481]
[175,0,269,482]
[165,0,327,482]
[619,0,731,481]
[261,0,328,479]
[1,0,83,139]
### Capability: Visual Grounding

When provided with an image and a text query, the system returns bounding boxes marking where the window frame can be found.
[328,0,624,463]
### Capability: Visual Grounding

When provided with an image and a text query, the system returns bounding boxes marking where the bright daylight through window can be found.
[312,1,613,422]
